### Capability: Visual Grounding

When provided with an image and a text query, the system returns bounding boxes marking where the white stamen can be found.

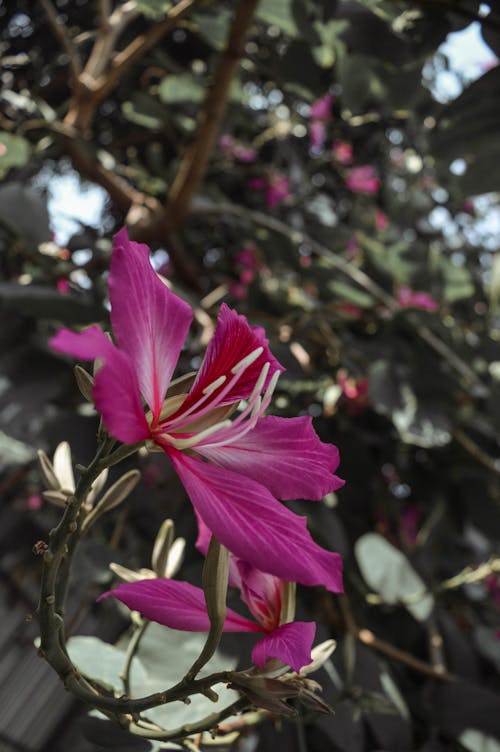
[230,346,263,374]
[167,420,232,450]
[202,375,226,395]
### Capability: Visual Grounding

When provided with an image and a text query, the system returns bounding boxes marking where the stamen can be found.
[202,375,226,395]
[230,346,263,374]
[166,420,233,450]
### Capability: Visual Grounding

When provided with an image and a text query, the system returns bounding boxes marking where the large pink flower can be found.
[101,554,315,672]
[51,229,344,592]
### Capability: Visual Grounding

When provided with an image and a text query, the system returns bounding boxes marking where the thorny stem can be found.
[37,438,243,738]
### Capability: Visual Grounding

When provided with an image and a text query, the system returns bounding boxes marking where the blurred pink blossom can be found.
[249,175,291,208]
[332,140,353,165]
[309,120,327,151]
[397,286,439,312]
[57,279,70,295]
[337,369,369,414]
[400,503,419,546]
[310,93,334,120]
[219,134,257,163]
[27,494,43,510]
[346,165,380,194]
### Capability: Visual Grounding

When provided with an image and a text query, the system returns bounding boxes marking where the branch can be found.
[39,0,82,84]
[128,698,249,741]
[85,1,139,80]
[96,0,199,98]
[192,200,490,396]
[166,0,260,226]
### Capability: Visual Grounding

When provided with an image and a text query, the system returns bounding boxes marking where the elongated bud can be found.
[229,673,299,717]
[81,469,141,532]
[279,582,296,626]
[52,442,75,493]
[37,450,60,491]
[74,365,94,402]
[165,537,186,579]
[42,489,68,507]
[109,562,155,583]
[151,519,174,577]
[203,536,229,628]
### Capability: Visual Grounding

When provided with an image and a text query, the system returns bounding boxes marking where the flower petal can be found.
[110,228,193,421]
[50,325,149,443]
[178,304,284,413]
[251,621,316,673]
[236,559,282,631]
[168,451,343,593]
[198,416,344,500]
[100,578,260,632]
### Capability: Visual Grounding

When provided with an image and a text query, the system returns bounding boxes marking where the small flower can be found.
[375,209,389,232]
[397,286,439,312]
[332,140,353,165]
[110,518,185,583]
[310,94,334,121]
[51,229,344,593]
[249,175,291,208]
[345,165,380,195]
[102,534,316,672]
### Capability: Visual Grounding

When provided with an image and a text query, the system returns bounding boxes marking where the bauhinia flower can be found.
[50,229,344,592]
[101,553,316,673]
[345,165,380,195]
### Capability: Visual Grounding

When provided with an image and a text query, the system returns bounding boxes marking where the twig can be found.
[166,0,260,226]
[128,698,249,741]
[453,428,500,475]
[121,619,150,697]
[192,200,489,396]
[39,0,82,84]
[96,0,199,99]
[85,1,139,80]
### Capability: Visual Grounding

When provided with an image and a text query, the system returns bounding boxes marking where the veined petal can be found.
[168,451,343,593]
[50,326,149,443]
[100,578,260,633]
[176,304,284,415]
[110,228,193,421]
[236,559,282,631]
[251,621,316,673]
[198,415,344,500]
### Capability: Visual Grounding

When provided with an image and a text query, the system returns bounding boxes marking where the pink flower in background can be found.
[57,279,70,295]
[51,229,344,593]
[337,369,369,415]
[309,94,334,151]
[332,140,353,165]
[345,237,360,258]
[345,165,380,195]
[375,209,389,232]
[397,286,439,312]
[230,245,262,300]
[310,93,334,121]
[219,134,257,164]
[400,503,420,546]
[103,521,316,672]
[249,175,291,209]
[309,120,327,151]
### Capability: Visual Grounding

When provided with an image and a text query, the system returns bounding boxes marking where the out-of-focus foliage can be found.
[1,0,500,750]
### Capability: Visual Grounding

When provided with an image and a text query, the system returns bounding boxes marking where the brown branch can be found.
[39,0,82,84]
[95,0,199,99]
[337,595,454,682]
[85,1,139,80]
[453,428,500,475]
[165,0,260,227]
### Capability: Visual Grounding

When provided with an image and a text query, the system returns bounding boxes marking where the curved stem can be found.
[121,619,149,697]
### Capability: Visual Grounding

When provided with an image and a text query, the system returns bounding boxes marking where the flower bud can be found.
[81,469,140,532]
[74,365,94,402]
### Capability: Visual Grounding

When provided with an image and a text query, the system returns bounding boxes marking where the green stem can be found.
[121,619,149,696]
[128,698,249,741]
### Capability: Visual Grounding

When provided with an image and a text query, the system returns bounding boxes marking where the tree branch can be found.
[166,0,260,227]
[39,0,82,84]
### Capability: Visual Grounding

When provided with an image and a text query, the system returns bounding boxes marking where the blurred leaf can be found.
[355,532,434,620]
[79,716,152,750]
[122,93,168,130]
[329,280,375,308]
[0,429,36,467]
[0,284,103,324]
[460,729,500,752]
[257,0,299,37]
[0,182,50,246]
[124,622,239,730]
[135,0,172,18]
[0,132,30,177]
[67,636,148,692]
[194,8,232,50]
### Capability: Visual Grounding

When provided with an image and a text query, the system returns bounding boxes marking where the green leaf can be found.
[67,636,148,692]
[135,0,172,18]
[257,0,299,38]
[122,93,168,130]
[193,8,232,50]
[158,73,205,104]
[355,532,434,621]
[124,622,239,731]
[459,729,500,752]
[328,280,375,308]
[0,132,31,177]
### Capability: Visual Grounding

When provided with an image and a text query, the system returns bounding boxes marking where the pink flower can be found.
[397,286,439,312]
[309,120,326,151]
[310,94,334,121]
[57,278,70,295]
[101,569,315,672]
[249,175,291,209]
[375,209,388,232]
[219,134,257,163]
[332,140,353,165]
[345,166,380,195]
[102,520,315,672]
[400,504,419,546]
[51,229,344,592]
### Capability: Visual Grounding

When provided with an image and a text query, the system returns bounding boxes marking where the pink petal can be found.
[176,304,284,413]
[236,559,282,631]
[309,121,326,150]
[310,94,334,121]
[168,451,343,593]
[110,228,193,422]
[100,578,260,633]
[50,326,149,443]
[198,416,344,500]
[251,621,316,672]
